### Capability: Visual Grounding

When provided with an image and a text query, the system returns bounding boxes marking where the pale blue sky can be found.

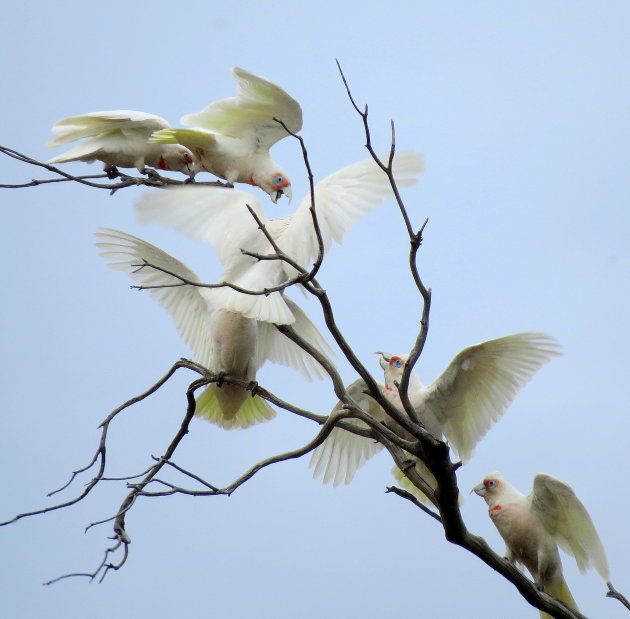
[1,2,628,618]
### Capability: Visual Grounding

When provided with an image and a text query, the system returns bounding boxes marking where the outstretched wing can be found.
[275,150,425,276]
[532,473,610,580]
[95,228,215,368]
[309,379,386,486]
[47,110,169,147]
[135,185,269,266]
[181,67,302,149]
[425,333,561,462]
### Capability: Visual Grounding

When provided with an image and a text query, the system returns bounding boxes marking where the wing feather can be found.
[95,228,214,368]
[275,150,424,275]
[181,67,302,148]
[47,111,169,147]
[532,473,610,580]
[425,333,561,462]
[309,379,386,486]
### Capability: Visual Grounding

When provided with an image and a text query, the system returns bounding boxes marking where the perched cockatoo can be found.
[310,333,561,504]
[473,472,610,618]
[95,228,335,430]
[150,67,302,202]
[135,150,425,325]
[46,110,195,177]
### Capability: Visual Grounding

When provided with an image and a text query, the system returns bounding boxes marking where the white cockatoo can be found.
[310,333,561,504]
[95,228,335,430]
[473,472,610,618]
[135,150,425,325]
[149,67,302,202]
[46,110,195,177]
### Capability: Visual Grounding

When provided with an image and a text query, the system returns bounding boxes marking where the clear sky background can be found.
[1,2,628,618]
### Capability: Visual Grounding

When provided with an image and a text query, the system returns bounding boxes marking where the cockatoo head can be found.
[375,351,408,388]
[252,171,292,203]
[158,145,196,177]
[472,473,505,502]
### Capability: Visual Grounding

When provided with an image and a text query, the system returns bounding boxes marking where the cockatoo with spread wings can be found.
[473,472,610,618]
[150,67,302,202]
[46,110,195,177]
[95,228,335,430]
[310,333,560,503]
[135,150,425,325]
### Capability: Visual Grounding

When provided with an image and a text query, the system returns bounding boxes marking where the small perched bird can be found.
[46,110,195,177]
[310,333,560,503]
[473,472,610,618]
[135,150,425,325]
[95,228,335,430]
[150,67,302,202]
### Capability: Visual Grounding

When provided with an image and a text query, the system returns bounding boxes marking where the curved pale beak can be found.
[471,482,486,497]
[374,350,390,370]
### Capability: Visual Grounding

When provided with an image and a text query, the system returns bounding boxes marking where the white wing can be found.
[309,379,386,486]
[425,333,562,463]
[255,297,336,381]
[275,150,425,276]
[532,473,610,580]
[181,67,302,148]
[94,228,215,368]
[135,185,269,266]
[47,110,169,147]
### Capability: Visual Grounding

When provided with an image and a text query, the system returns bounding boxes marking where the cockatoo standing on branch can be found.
[150,67,302,202]
[473,472,610,618]
[95,228,335,430]
[310,333,560,504]
[46,111,195,177]
[135,150,425,325]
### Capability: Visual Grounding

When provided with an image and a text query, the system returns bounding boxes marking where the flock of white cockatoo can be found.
[47,67,612,615]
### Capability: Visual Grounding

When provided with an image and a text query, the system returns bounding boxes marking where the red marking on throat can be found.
[385,384,394,392]
[249,174,258,187]
[489,505,502,513]
[157,155,169,170]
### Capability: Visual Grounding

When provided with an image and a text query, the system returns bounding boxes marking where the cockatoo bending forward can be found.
[310,333,561,504]
[150,67,302,202]
[46,110,195,177]
[473,472,610,618]
[135,150,425,325]
[96,228,335,430]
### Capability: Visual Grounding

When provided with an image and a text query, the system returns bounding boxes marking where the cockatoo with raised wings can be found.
[95,228,335,430]
[135,150,424,325]
[473,472,610,618]
[150,67,302,202]
[46,110,195,177]
[310,333,560,504]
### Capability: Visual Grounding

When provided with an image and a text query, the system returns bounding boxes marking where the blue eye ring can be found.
[486,480,497,489]
[272,175,285,187]
[391,358,404,368]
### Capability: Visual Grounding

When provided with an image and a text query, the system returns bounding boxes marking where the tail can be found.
[539,575,577,618]
[195,384,275,430]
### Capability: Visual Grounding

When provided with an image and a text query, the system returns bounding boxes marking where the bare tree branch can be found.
[0,145,228,193]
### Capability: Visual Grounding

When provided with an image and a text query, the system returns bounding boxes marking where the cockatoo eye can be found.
[485,479,497,489]
[391,358,404,368]
[272,175,285,188]
[181,152,193,163]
